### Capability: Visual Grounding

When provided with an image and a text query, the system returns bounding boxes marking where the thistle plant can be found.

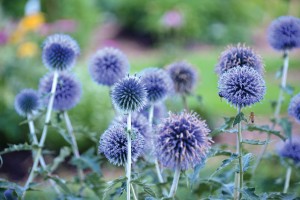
[155,111,212,198]
[166,61,197,111]
[110,76,147,200]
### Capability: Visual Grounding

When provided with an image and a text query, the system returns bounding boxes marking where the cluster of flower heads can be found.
[99,123,145,166]
[155,111,212,170]
[268,16,300,51]
[89,47,130,87]
[288,93,300,123]
[166,61,197,95]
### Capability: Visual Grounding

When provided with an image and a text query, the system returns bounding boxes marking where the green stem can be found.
[283,166,292,193]
[126,112,132,200]
[182,95,189,112]
[63,111,84,183]
[22,71,59,199]
[131,184,138,200]
[168,167,181,198]
[252,50,289,174]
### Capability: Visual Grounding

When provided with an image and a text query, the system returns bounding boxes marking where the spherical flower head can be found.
[215,44,264,75]
[42,34,80,71]
[89,47,130,87]
[140,68,173,103]
[278,139,300,164]
[166,61,197,95]
[39,72,82,111]
[218,66,266,108]
[111,76,147,113]
[14,89,40,117]
[140,103,167,123]
[99,123,145,166]
[268,16,300,51]
[288,93,300,123]
[156,111,212,170]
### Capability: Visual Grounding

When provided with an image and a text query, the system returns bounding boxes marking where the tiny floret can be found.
[218,66,266,108]
[288,93,300,123]
[279,139,300,163]
[156,111,212,170]
[216,44,264,75]
[99,123,145,166]
[39,72,82,111]
[42,34,80,71]
[15,89,40,117]
[89,47,130,86]
[140,68,173,103]
[268,16,300,50]
[166,61,197,95]
[111,76,147,112]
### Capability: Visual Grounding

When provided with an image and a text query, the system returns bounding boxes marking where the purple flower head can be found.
[288,93,300,123]
[166,61,197,95]
[39,72,82,111]
[140,103,167,124]
[268,16,300,51]
[89,47,130,87]
[218,66,266,108]
[113,113,150,138]
[216,44,264,75]
[161,10,184,29]
[42,34,80,71]
[156,111,212,170]
[140,68,173,103]
[99,123,145,166]
[278,139,300,164]
[14,89,40,117]
[111,76,147,113]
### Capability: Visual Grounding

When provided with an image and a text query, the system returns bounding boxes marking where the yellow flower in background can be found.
[17,41,39,58]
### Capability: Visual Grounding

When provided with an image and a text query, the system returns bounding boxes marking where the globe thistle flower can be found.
[278,139,300,164]
[268,16,300,51]
[288,93,300,123]
[140,68,173,103]
[215,44,264,75]
[140,103,167,123]
[218,66,266,108]
[99,123,145,166]
[166,61,197,95]
[14,89,40,117]
[42,34,80,71]
[113,113,150,138]
[111,76,147,112]
[39,72,82,111]
[89,47,130,87]
[156,111,212,170]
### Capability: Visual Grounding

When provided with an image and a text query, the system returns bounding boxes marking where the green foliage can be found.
[245,124,285,141]
[242,139,269,145]
[233,112,247,127]
[0,143,37,155]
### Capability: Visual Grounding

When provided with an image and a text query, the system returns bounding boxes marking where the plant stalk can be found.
[131,184,138,200]
[283,166,292,193]
[126,112,132,200]
[168,167,181,198]
[182,95,189,112]
[22,71,59,199]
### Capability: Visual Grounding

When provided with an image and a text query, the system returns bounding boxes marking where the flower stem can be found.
[283,166,292,193]
[182,95,189,112]
[63,111,84,183]
[252,50,289,174]
[22,71,59,199]
[126,112,132,200]
[27,114,60,194]
[168,167,181,198]
[131,184,138,200]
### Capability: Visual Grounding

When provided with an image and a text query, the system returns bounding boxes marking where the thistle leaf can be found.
[0,143,37,155]
[245,124,285,141]
[242,139,269,145]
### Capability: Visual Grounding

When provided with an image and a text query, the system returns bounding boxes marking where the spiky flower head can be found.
[42,34,80,71]
[268,16,300,51]
[89,47,130,87]
[215,44,264,75]
[278,139,300,164]
[140,103,167,124]
[166,61,197,95]
[111,76,147,112]
[113,113,150,138]
[14,89,40,117]
[39,72,82,111]
[218,66,266,108]
[156,111,212,170]
[99,123,145,166]
[288,93,300,123]
[140,68,173,103]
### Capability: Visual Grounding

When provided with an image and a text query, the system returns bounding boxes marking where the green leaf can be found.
[71,148,101,174]
[85,172,105,198]
[131,179,156,198]
[0,179,24,197]
[241,187,260,200]
[242,139,269,145]
[49,146,71,172]
[0,143,37,155]
[51,124,72,145]
[245,124,285,141]
[261,192,297,200]
[278,118,292,140]
[282,84,294,96]
[241,153,253,173]
[103,176,127,200]
[233,112,247,127]
[188,162,206,188]
[46,175,72,194]
[209,153,238,179]
[210,117,235,136]
[208,149,233,157]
